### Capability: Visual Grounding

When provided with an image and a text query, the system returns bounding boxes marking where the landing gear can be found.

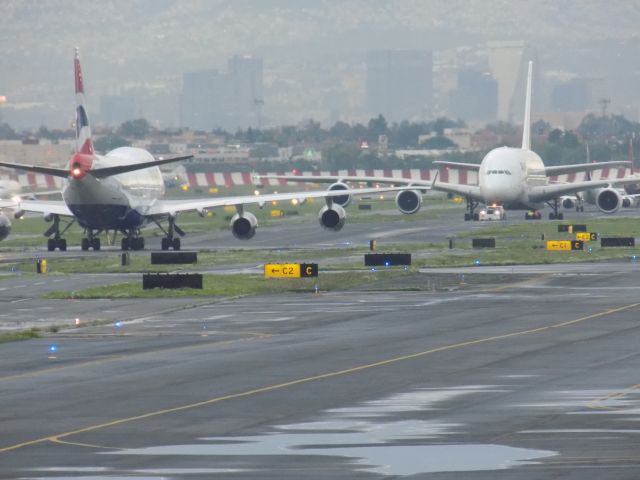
[121,235,145,251]
[464,198,480,221]
[81,230,101,251]
[546,198,564,220]
[47,238,67,252]
[44,215,73,251]
[155,215,185,250]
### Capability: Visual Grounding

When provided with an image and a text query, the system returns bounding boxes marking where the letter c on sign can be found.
[306,266,312,276]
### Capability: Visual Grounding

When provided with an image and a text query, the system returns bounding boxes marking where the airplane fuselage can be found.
[62,147,164,230]
[478,146,546,210]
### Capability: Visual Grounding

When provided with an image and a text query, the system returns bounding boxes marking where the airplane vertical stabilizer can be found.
[521,60,533,151]
[74,48,94,156]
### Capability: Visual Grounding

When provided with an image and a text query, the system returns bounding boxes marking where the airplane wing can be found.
[433,161,481,171]
[144,186,411,217]
[254,173,431,187]
[544,161,632,177]
[528,177,640,202]
[9,199,73,216]
[431,180,483,200]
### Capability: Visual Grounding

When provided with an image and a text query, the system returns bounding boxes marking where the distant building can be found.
[227,55,264,130]
[179,55,264,132]
[179,69,228,131]
[449,69,498,123]
[487,41,536,123]
[550,78,591,112]
[366,50,433,122]
[99,94,137,126]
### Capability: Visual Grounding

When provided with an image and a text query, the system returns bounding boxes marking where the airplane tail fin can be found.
[74,48,94,156]
[521,61,533,150]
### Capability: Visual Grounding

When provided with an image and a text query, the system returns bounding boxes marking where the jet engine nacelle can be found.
[43,213,54,222]
[596,188,622,214]
[0,213,11,241]
[230,211,258,240]
[622,196,637,208]
[561,196,575,210]
[318,204,346,231]
[395,190,422,215]
[327,182,352,207]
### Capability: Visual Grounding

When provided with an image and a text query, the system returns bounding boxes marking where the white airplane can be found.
[0,50,409,251]
[559,143,640,213]
[0,179,22,240]
[259,61,638,221]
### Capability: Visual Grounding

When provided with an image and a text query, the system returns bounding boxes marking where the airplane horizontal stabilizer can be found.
[0,155,193,179]
[0,161,71,178]
[89,155,194,178]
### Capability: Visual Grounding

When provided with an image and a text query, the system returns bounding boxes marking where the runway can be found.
[1,263,640,478]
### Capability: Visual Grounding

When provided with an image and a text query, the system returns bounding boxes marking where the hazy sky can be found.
[1,0,639,128]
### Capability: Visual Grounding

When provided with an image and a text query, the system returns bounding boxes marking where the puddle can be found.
[108,387,555,476]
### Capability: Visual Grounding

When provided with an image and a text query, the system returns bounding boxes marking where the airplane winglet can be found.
[521,60,533,151]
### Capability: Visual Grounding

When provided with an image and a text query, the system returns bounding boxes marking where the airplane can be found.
[0,179,22,241]
[257,61,639,221]
[559,142,640,213]
[0,50,411,252]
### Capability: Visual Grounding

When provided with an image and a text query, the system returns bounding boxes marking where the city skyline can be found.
[0,1,638,130]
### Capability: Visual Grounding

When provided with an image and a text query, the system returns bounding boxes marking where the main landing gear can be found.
[463,198,480,221]
[153,215,185,251]
[81,229,102,251]
[120,232,145,251]
[44,215,74,251]
[546,198,564,220]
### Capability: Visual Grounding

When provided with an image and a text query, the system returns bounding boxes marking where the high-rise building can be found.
[449,69,498,123]
[550,78,591,112]
[179,56,264,132]
[487,41,535,123]
[227,55,264,130]
[99,94,137,126]
[366,50,433,122]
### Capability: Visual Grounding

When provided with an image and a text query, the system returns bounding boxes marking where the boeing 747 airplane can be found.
[0,50,407,251]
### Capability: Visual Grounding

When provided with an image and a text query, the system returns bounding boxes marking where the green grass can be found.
[0,329,41,343]
[44,271,406,299]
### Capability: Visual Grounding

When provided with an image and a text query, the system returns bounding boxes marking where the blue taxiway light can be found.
[115,321,123,328]
[474,259,481,266]
[49,344,57,353]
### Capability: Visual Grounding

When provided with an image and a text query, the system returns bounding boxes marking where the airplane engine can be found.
[596,188,622,214]
[622,196,637,208]
[43,213,54,222]
[318,204,346,231]
[327,182,352,207]
[561,196,575,209]
[0,213,11,241]
[395,190,422,214]
[230,212,258,240]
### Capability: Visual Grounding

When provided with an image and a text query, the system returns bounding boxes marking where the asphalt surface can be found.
[1,207,640,478]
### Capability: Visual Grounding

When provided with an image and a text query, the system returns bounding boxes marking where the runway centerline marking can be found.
[0,301,637,454]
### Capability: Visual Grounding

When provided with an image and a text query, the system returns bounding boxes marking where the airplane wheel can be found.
[58,239,67,251]
[161,237,170,251]
[121,237,130,251]
[92,238,101,251]
[172,237,181,251]
[81,238,90,251]
[464,213,471,221]
[137,237,145,250]
[47,239,56,251]
[549,213,556,220]
[472,213,479,221]
[558,213,564,220]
